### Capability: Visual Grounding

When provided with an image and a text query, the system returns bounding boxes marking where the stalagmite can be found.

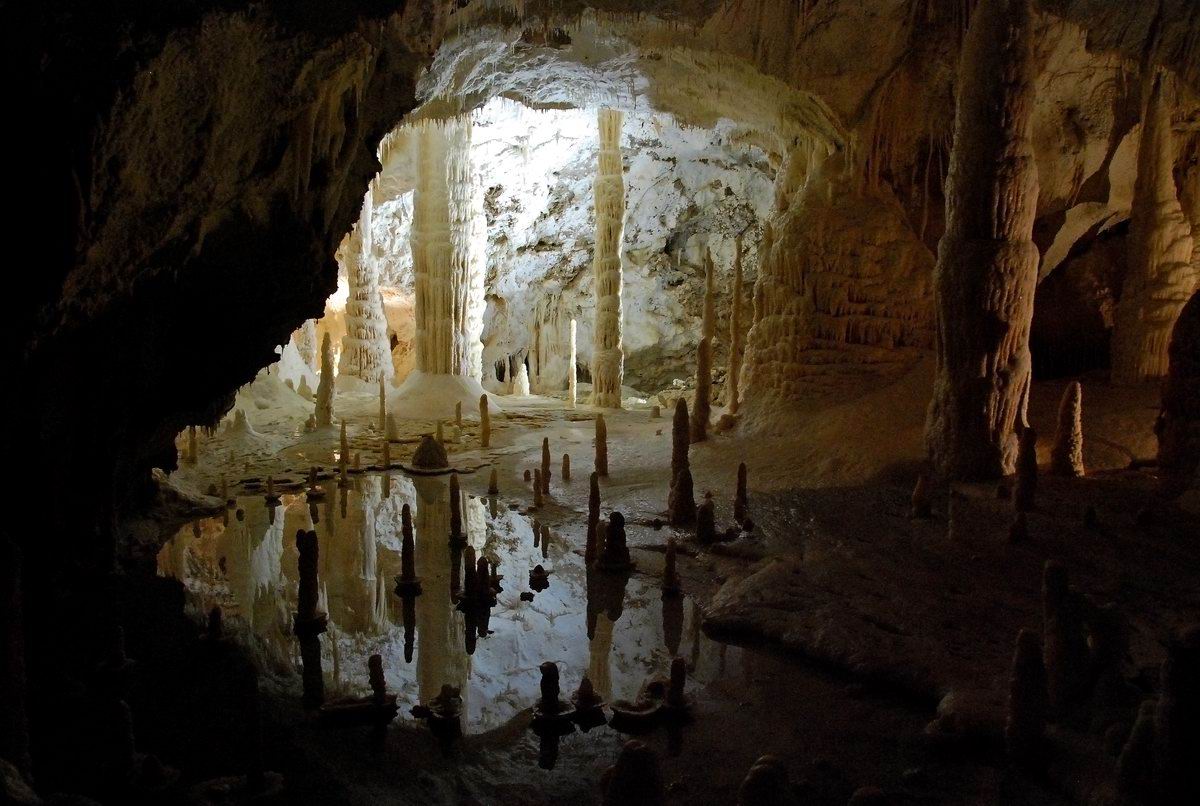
[669,468,696,527]
[487,467,499,495]
[734,462,749,524]
[340,420,349,466]
[591,108,625,409]
[567,318,577,408]
[595,414,608,477]
[662,537,681,595]
[1005,628,1047,766]
[1049,382,1085,477]
[926,0,1040,481]
[671,399,690,486]
[479,394,490,448]
[1157,293,1200,497]
[315,333,335,428]
[514,363,531,396]
[390,117,490,419]
[337,199,393,383]
[603,740,664,806]
[1111,74,1197,385]
[690,337,712,443]
[533,470,544,508]
[696,493,716,543]
[1043,561,1089,717]
[562,454,570,482]
[541,438,551,493]
[910,473,932,519]
[728,236,745,415]
[454,401,461,428]
[1014,427,1038,512]
[702,249,717,340]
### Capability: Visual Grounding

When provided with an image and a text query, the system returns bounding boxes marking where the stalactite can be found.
[1049,382,1084,477]
[568,318,577,408]
[315,332,335,428]
[728,235,745,414]
[591,108,625,409]
[1111,74,1198,385]
[926,0,1039,481]
[337,191,393,383]
[595,414,609,477]
[691,337,712,443]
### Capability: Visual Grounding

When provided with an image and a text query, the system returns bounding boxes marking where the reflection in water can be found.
[158,470,734,737]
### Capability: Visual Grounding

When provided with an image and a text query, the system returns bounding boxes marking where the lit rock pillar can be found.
[591,108,625,409]
[391,117,493,420]
[292,319,319,373]
[1110,74,1197,385]
[337,189,393,383]
[926,0,1040,481]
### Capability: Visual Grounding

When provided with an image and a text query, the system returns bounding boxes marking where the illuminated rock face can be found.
[591,108,626,409]
[1110,75,1197,386]
[337,190,393,383]
[926,0,1040,481]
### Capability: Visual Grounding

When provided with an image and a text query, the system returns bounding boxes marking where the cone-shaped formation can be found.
[412,435,449,469]
[315,332,335,427]
[337,202,393,383]
[533,470,544,508]
[1157,293,1200,497]
[595,414,609,476]
[1043,561,1089,717]
[603,740,664,806]
[696,493,717,543]
[591,108,625,409]
[454,401,461,427]
[541,438,551,493]
[1014,427,1038,512]
[562,453,571,482]
[487,467,499,495]
[479,394,491,448]
[1049,382,1085,477]
[671,399,690,486]
[1005,629,1047,765]
[735,462,749,524]
[1111,74,1197,385]
[598,511,631,571]
[728,236,745,415]
[395,504,422,596]
[339,420,350,465]
[662,538,680,595]
[567,318,578,408]
[738,755,790,806]
[926,0,1039,481]
[669,468,696,527]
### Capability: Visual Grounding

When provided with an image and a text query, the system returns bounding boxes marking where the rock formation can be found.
[910,473,932,519]
[1014,426,1038,512]
[562,454,571,482]
[1111,74,1197,385]
[568,318,577,408]
[595,414,609,477]
[540,438,551,493]
[669,468,696,527]
[696,493,716,543]
[337,195,392,383]
[671,399,690,486]
[602,740,663,806]
[1049,382,1085,477]
[587,472,601,567]
[479,394,491,448]
[728,235,745,415]
[1005,628,1047,765]
[591,108,625,409]
[1157,292,1200,497]
[926,0,1040,480]
[315,332,335,428]
[487,467,499,495]
[293,319,319,372]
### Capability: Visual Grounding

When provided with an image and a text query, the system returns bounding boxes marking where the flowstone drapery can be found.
[926,0,1040,481]
[590,108,625,409]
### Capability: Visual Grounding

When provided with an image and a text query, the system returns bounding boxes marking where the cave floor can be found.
[148,370,1196,804]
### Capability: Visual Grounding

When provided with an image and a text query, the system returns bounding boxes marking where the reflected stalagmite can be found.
[1155,625,1200,800]
[1043,561,1089,717]
[926,0,1039,481]
[449,472,463,544]
[1049,381,1084,477]
[669,468,696,527]
[1014,426,1038,512]
[696,492,716,543]
[294,529,327,708]
[395,504,422,596]
[479,394,490,448]
[1005,628,1047,766]
[586,472,601,566]
[662,537,681,595]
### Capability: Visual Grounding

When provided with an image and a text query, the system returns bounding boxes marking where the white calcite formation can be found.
[293,319,319,372]
[1110,74,1197,386]
[315,332,335,428]
[390,117,491,419]
[336,189,393,383]
[926,0,1040,481]
[590,108,626,409]
[728,236,745,414]
[567,318,577,408]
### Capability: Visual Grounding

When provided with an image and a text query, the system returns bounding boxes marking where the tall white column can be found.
[337,188,393,383]
[590,108,625,409]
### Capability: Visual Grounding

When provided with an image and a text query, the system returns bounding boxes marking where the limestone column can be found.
[337,189,393,382]
[567,317,578,408]
[728,235,745,415]
[392,117,491,419]
[926,0,1040,481]
[591,108,625,409]
[1110,74,1197,385]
